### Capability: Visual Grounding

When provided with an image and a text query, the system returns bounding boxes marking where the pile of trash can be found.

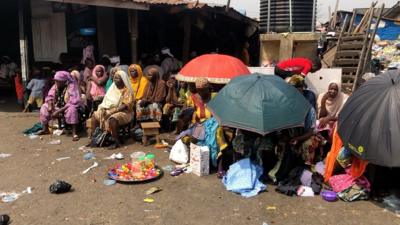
[372,40,400,69]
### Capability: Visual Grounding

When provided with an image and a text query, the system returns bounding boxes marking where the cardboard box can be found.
[190,143,210,176]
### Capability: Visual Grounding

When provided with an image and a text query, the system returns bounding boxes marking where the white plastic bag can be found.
[169,140,189,164]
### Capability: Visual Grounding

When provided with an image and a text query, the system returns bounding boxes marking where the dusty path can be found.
[0,111,399,225]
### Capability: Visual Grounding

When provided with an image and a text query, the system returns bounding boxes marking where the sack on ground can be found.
[169,139,189,164]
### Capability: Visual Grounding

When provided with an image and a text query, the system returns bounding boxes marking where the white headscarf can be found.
[98,70,133,109]
[317,80,349,117]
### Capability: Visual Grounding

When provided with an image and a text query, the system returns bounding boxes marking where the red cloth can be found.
[14,73,24,100]
[277,58,312,75]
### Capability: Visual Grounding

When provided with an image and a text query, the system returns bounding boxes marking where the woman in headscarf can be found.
[317,81,349,131]
[128,64,148,100]
[86,65,107,102]
[89,70,134,149]
[136,65,166,122]
[36,71,82,141]
[105,67,120,92]
[186,78,217,123]
[71,70,87,106]
[287,75,316,109]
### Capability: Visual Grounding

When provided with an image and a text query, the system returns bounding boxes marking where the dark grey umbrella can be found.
[338,69,400,167]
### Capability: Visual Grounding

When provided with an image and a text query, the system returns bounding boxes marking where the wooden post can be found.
[18,0,28,83]
[347,10,356,33]
[330,0,340,30]
[353,3,375,91]
[182,14,191,64]
[328,6,332,23]
[129,10,138,63]
[363,3,385,73]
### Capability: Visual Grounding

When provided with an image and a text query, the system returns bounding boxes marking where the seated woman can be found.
[105,67,120,92]
[128,64,148,101]
[162,77,182,129]
[317,81,349,134]
[287,75,317,109]
[187,78,217,123]
[36,71,82,141]
[89,70,134,149]
[136,65,166,122]
[86,65,108,110]
[289,106,325,166]
[175,82,196,134]
[71,70,87,107]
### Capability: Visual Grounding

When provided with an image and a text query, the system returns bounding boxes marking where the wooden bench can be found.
[141,122,161,146]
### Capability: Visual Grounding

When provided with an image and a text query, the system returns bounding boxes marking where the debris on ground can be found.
[0,187,32,203]
[104,153,124,160]
[103,179,116,186]
[56,157,71,161]
[143,197,154,203]
[0,153,12,159]
[52,129,64,136]
[145,187,162,195]
[28,134,39,139]
[0,214,10,225]
[48,140,61,145]
[82,162,99,174]
[83,152,95,160]
[162,165,174,172]
[49,180,72,194]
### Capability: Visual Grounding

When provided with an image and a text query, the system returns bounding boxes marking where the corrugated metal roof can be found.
[131,0,193,5]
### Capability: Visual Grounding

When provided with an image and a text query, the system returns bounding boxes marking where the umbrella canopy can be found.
[176,54,250,84]
[207,74,311,135]
[338,70,400,167]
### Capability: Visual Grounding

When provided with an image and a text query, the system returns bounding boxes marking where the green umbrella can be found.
[207,73,311,135]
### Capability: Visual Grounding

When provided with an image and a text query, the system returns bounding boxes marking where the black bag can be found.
[90,127,114,147]
[49,180,72,194]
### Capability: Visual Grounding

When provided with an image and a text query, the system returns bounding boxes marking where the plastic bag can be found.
[169,140,189,164]
[49,180,72,194]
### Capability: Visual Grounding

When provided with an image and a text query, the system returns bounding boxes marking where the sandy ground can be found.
[0,105,400,225]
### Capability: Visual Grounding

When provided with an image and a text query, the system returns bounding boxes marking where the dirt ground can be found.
[0,103,400,225]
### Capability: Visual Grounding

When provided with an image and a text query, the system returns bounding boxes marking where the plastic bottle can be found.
[138,156,146,171]
[145,154,155,170]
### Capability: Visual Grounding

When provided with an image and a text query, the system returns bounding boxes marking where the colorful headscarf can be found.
[92,65,105,78]
[195,78,210,89]
[54,71,75,83]
[70,70,81,82]
[287,74,305,87]
[128,64,148,100]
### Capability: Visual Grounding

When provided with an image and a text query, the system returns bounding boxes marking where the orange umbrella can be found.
[176,54,250,84]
